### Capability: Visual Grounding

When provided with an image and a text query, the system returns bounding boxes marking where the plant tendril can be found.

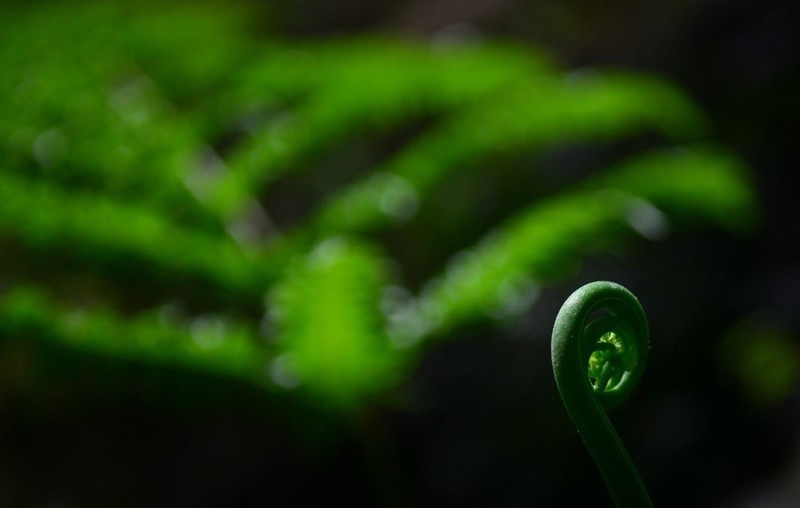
[551,281,652,507]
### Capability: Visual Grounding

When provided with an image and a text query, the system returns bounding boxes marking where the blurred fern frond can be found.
[0,288,266,385]
[0,0,757,411]
[269,239,399,409]
[394,147,756,343]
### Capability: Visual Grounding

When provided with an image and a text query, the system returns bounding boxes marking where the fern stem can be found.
[551,281,652,507]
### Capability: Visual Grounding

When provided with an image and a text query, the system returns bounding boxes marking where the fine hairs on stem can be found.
[551,281,653,507]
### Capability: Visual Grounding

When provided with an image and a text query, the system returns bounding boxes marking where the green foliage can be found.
[0,1,247,227]
[269,239,400,408]
[208,38,552,218]
[0,0,757,411]
[0,170,265,301]
[0,288,266,385]
[391,148,754,342]
[312,70,709,235]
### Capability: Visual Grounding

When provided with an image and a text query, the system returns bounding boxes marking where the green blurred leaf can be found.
[268,238,400,409]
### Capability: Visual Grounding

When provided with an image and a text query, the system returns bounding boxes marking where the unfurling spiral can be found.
[551,281,652,507]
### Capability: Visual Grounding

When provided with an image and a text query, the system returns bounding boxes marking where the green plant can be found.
[552,281,651,507]
[0,0,757,415]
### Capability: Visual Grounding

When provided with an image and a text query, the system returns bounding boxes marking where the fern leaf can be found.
[206,38,551,218]
[268,238,399,409]
[0,171,265,303]
[0,288,267,385]
[313,71,708,234]
[389,147,756,343]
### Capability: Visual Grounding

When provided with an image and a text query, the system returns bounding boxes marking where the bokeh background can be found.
[1,0,799,506]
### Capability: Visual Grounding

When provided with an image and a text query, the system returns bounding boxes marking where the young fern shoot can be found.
[551,281,653,507]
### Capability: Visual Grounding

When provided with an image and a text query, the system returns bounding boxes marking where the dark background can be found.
[2,0,799,506]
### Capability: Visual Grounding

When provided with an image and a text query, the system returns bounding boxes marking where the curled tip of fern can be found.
[552,281,653,507]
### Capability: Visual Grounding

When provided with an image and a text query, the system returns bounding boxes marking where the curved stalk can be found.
[551,281,652,507]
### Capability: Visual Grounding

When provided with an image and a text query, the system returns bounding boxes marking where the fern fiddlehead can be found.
[551,281,652,507]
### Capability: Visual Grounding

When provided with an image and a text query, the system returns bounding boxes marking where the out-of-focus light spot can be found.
[380,285,413,316]
[309,237,348,268]
[418,294,445,325]
[487,277,540,319]
[626,199,670,240]
[184,146,228,201]
[258,312,276,341]
[269,353,301,389]
[387,310,428,348]
[226,199,278,246]
[384,286,424,348]
[373,173,419,221]
[444,249,470,277]
[158,302,184,324]
[65,310,87,329]
[32,128,67,167]
[190,314,226,349]
[565,68,601,86]
[432,23,481,48]
[386,289,444,349]
[108,75,156,125]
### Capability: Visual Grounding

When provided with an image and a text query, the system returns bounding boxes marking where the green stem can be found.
[551,281,652,507]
